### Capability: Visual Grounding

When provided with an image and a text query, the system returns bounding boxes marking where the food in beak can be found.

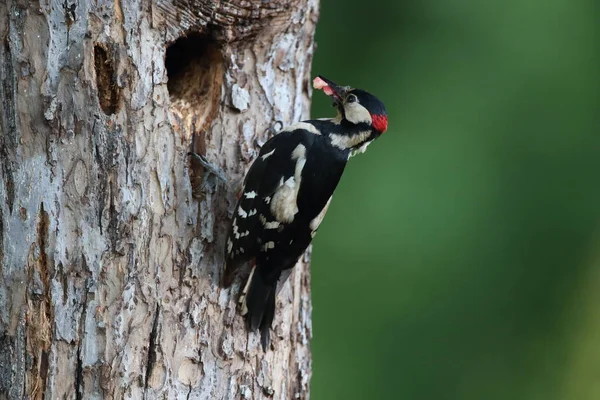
[314,75,347,101]
[313,76,336,97]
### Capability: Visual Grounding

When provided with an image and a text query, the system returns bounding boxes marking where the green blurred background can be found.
[309,1,600,399]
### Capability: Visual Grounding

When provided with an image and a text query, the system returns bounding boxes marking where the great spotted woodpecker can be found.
[222,76,388,349]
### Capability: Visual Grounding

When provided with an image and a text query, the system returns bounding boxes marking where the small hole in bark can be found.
[94,44,120,115]
[166,33,224,198]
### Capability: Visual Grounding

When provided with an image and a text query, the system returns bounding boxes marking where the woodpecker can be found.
[222,76,388,349]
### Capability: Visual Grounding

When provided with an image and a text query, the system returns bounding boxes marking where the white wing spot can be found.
[270,144,306,223]
[264,221,280,229]
[270,177,298,223]
[232,218,240,239]
[261,149,275,160]
[262,241,275,251]
[259,214,267,225]
[244,191,257,199]
[291,143,307,160]
[248,209,257,217]
[237,207,248,218]
[264,196,271,204]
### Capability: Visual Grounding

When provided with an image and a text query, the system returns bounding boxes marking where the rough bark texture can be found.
[0,0,318,398]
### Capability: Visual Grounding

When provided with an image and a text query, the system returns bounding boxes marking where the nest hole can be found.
[166,33,223,133]
[165,33,224,197]
[94,44,120,115]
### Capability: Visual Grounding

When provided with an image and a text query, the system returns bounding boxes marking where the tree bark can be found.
[0,0,318,398]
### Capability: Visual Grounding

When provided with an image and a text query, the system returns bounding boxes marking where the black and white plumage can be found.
[222,76,388,349]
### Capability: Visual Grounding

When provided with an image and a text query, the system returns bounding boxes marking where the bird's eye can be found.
[346,94,357,103]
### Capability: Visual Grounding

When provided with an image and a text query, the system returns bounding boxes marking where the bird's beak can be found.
[313,76,348,105]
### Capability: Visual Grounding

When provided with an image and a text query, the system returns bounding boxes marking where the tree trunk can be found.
[0,0,318,398]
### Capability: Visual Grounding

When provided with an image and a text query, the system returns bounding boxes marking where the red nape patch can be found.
[372,114,388,133]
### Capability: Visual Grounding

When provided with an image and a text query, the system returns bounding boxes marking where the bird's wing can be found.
[222,130,315,285]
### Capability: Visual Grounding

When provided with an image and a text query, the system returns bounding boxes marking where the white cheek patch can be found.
[329,131,372,150]
[270,144,306,223]
[344,102,372,125]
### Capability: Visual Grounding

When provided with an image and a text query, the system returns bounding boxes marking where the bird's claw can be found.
[188,152,228,184]
[264,120,284,136]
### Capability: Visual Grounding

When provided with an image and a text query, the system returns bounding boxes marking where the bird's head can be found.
[313,75,388,135]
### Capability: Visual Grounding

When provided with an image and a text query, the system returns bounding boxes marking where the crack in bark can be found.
[0,334,13,395]
[0,206,4,271]
[75,261,90,400]
[94,44,120,115]
[75,338,84,400]
[24,202,54,398]
[0,37,17,214]
[39,349,50,398]
[144,304,160,391]
[108,179,120,254]
[73,345,83,398]
[91,119,107,236]
[58,262,68,304]
[38,203,52,393]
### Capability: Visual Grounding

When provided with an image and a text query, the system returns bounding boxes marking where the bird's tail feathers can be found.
[240,267,277,350]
